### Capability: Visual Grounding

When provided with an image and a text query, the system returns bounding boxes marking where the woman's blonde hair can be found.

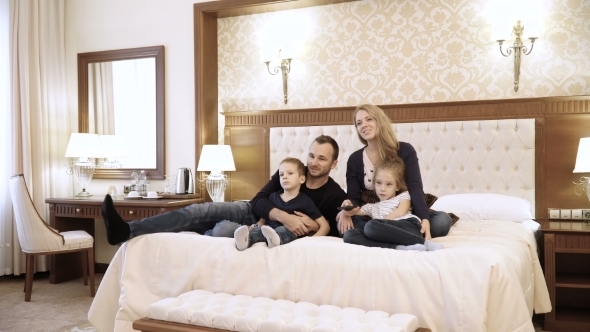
[353,104,399,162]
[374,157,407,193]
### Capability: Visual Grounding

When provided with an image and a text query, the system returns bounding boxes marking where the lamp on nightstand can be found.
[197,145,236,202]
[573,137,590,201]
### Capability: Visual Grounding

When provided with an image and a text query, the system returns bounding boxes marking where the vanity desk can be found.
[45,196,204,284]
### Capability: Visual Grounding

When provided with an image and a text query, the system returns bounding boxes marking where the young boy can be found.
[234,157,330,250]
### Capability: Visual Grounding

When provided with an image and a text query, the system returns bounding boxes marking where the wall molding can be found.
[223,96,590,127]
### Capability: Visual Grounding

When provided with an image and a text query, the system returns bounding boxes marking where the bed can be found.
[88,118,551,332]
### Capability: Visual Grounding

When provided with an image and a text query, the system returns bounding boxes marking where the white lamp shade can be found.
[197,145,236,172]
[96,135,129,158]
[573,137,590,173]
[65,133,105,158]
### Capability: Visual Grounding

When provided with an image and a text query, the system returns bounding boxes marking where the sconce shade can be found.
[197,145,236,172]
[65,133,105,158]
[573,138,590,173]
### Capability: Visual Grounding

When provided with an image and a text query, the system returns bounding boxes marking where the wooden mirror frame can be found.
[77,45,165,180]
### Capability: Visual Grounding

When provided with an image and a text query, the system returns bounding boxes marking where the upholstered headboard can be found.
[269,119,535,217]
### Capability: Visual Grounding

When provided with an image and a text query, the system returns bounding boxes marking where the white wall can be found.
[65,0,208,262]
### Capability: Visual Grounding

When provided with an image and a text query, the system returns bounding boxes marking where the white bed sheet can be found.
[89,220,551,332]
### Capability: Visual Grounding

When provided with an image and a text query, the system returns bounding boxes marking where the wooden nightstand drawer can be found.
[54,204,101,218]
[117,207,161,221]
[555,233,590,252]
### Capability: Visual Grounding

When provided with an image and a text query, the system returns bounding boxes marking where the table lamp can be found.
[197,145,236,202]
[65,133,105,197]
[573,137,590,201]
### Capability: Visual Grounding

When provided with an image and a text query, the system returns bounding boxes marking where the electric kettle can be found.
[175,168,195,194]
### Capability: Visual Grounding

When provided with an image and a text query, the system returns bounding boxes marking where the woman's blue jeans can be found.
[128,201,258,239]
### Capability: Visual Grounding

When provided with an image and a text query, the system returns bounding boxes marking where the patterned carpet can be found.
[0,271,102,332]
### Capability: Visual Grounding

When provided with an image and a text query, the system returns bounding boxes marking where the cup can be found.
[147,191,158,198]
[128,191,140,197]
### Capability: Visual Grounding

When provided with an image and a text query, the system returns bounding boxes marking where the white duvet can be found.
[88,220,551,332]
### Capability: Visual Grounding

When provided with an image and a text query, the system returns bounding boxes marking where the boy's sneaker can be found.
[261,226,281,248]
[234,225,250,251]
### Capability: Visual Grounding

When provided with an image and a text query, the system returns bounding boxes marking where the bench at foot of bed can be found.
[133,290,431,332]
[133,317,432,332]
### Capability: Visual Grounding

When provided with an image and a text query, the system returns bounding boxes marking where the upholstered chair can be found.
[8,174,95,302]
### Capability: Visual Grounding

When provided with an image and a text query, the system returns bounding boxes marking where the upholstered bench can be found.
[132,290,431,332]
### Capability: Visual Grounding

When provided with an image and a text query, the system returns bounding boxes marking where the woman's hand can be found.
[420,219,432,240]
[337,211,354,234]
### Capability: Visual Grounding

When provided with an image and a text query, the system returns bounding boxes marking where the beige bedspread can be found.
[88,220,551,332]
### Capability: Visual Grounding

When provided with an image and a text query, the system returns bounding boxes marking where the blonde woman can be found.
[337,104,451,240]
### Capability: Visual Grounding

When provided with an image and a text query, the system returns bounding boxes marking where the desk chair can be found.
[8,174,95,302]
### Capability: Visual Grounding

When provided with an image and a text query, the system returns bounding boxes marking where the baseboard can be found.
[95,263,109,274]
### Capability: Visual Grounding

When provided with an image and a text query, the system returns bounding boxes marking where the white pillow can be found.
[431,193,533,222]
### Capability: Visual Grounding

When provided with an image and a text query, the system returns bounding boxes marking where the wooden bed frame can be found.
[132,318,432,332]
[221,96,590,229]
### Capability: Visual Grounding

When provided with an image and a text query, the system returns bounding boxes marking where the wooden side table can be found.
[543,227,590,331]
[45,196,204,284]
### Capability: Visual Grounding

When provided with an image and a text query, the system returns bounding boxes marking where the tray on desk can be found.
[158,193,201,199]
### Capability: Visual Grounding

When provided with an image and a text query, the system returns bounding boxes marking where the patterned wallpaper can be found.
[217,0,590,114]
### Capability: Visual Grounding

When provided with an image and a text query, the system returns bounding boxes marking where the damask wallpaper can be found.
[217,0,590,112]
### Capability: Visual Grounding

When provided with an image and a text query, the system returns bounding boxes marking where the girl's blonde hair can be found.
[353,104,399,162]
[374,157,407,193]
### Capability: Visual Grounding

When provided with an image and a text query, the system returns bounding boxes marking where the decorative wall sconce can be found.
[264,49,292,104]
[497,21,537,92]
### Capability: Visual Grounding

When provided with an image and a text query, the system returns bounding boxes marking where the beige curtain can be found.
[88,62,115,135]
[5,0,72,275]
[0,0,11,276]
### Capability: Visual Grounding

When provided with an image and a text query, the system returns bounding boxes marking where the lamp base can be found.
[75,189,92,197]
[204,172,228,202]
[68,158,95,198]
[573,176,590,201]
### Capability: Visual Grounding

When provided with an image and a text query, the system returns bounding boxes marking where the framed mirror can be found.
[78,46,165,179]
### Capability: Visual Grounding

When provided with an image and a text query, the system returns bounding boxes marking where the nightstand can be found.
[543,227,590,332]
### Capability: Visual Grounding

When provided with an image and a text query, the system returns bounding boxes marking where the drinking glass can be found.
[164,174,177,194]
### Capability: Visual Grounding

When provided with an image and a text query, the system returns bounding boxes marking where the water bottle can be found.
[130,170,139,192]
[138,170,147,195]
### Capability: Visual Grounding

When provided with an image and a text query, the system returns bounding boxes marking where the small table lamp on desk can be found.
[197,145,236,202]
[65,133,105,197]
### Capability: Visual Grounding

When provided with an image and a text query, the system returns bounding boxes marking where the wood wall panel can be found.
[545,115,590,214]
[224,126,268,201]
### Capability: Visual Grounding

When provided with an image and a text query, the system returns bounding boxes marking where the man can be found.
[101,135,347,244]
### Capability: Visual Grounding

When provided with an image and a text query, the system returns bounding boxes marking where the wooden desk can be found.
[45,196,204,284]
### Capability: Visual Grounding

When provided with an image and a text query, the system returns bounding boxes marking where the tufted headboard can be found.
[269,119,535,217]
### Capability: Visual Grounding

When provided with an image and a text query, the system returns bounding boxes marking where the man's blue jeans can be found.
[128,201,258,239]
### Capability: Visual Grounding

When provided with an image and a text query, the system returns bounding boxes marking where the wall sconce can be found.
[497,20,537,92]
[264,49,292,104]
[573,137,590,201]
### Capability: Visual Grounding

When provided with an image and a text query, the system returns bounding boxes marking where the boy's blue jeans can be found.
[242,222,298,248]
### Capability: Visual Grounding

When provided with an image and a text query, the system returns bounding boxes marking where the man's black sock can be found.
[101,194,130,245]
